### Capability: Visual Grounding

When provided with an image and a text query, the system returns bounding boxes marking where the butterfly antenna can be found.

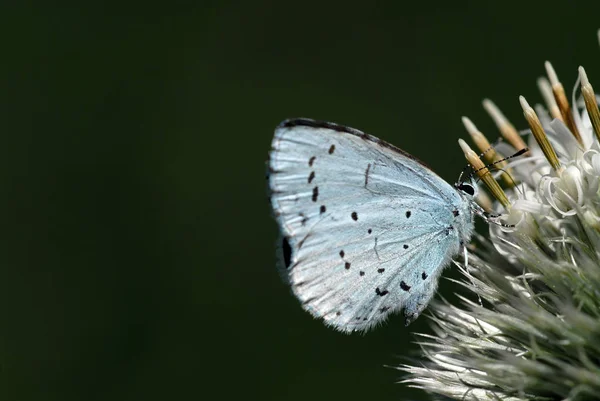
[458,141,524,185]
[473,147,528,198]
[458,142,498,184]
[474,147,529,174]
[457,162,472,185]
[475,136,505,159]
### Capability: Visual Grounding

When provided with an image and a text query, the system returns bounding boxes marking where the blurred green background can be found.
[0,1,598,400]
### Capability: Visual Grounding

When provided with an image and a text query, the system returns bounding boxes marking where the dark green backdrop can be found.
[0,1,598,400]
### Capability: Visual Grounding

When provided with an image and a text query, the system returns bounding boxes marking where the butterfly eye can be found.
[459,183,475,196]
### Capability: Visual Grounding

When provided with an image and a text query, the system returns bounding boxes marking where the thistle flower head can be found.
[401,31,600,400]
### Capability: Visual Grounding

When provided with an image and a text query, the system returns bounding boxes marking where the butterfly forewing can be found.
[269,119,472,332]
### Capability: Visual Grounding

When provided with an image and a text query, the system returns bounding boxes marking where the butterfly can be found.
[268,118,482,333]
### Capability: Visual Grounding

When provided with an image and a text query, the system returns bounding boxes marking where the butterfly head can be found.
[455,175,478,200]
[450,174,478,246]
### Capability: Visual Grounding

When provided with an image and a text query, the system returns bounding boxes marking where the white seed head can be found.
[403,32,600,401]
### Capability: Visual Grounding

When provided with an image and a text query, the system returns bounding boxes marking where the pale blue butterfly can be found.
[268,118,483,333]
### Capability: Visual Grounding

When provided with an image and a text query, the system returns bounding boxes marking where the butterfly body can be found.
[269,119,476,332]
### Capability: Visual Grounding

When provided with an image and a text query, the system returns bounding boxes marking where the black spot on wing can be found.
[453,210,460,217]
[400,281,411,292]
[282,237,292,268]
[345,262,351,270]
[422,272,428,280]
[377,268,385,273]
[328,144,335,154]
[339,250,345,258]
[367,228,372,234]
[364,163,371,187]
[375,287,389,297]
[299,213,308,226]
[308,171,315,184]
[312,186,319,202]
[308,156,316,167]
[359,271,365,276]
[351,212,358,221]
[320,205,326,214]
[406,211,411,218]
[403,244,409,249]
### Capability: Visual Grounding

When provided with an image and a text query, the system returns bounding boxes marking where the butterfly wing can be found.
[269,119,472,332]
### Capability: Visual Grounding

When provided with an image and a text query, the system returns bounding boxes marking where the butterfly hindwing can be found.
[269,119,472,332]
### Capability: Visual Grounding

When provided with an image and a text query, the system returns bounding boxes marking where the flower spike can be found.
[483,99,530,155]
[461,116,514,186]
[536,77,562,122]
[579,66,600,143]
[519,95,562,172]
[545,61,582,144]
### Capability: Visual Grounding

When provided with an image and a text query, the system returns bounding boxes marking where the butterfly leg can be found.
[470,202,515,228]
[462,245,483,307]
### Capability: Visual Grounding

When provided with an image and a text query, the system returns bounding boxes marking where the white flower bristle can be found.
[544,60,560,86]
[403,31,600,401]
